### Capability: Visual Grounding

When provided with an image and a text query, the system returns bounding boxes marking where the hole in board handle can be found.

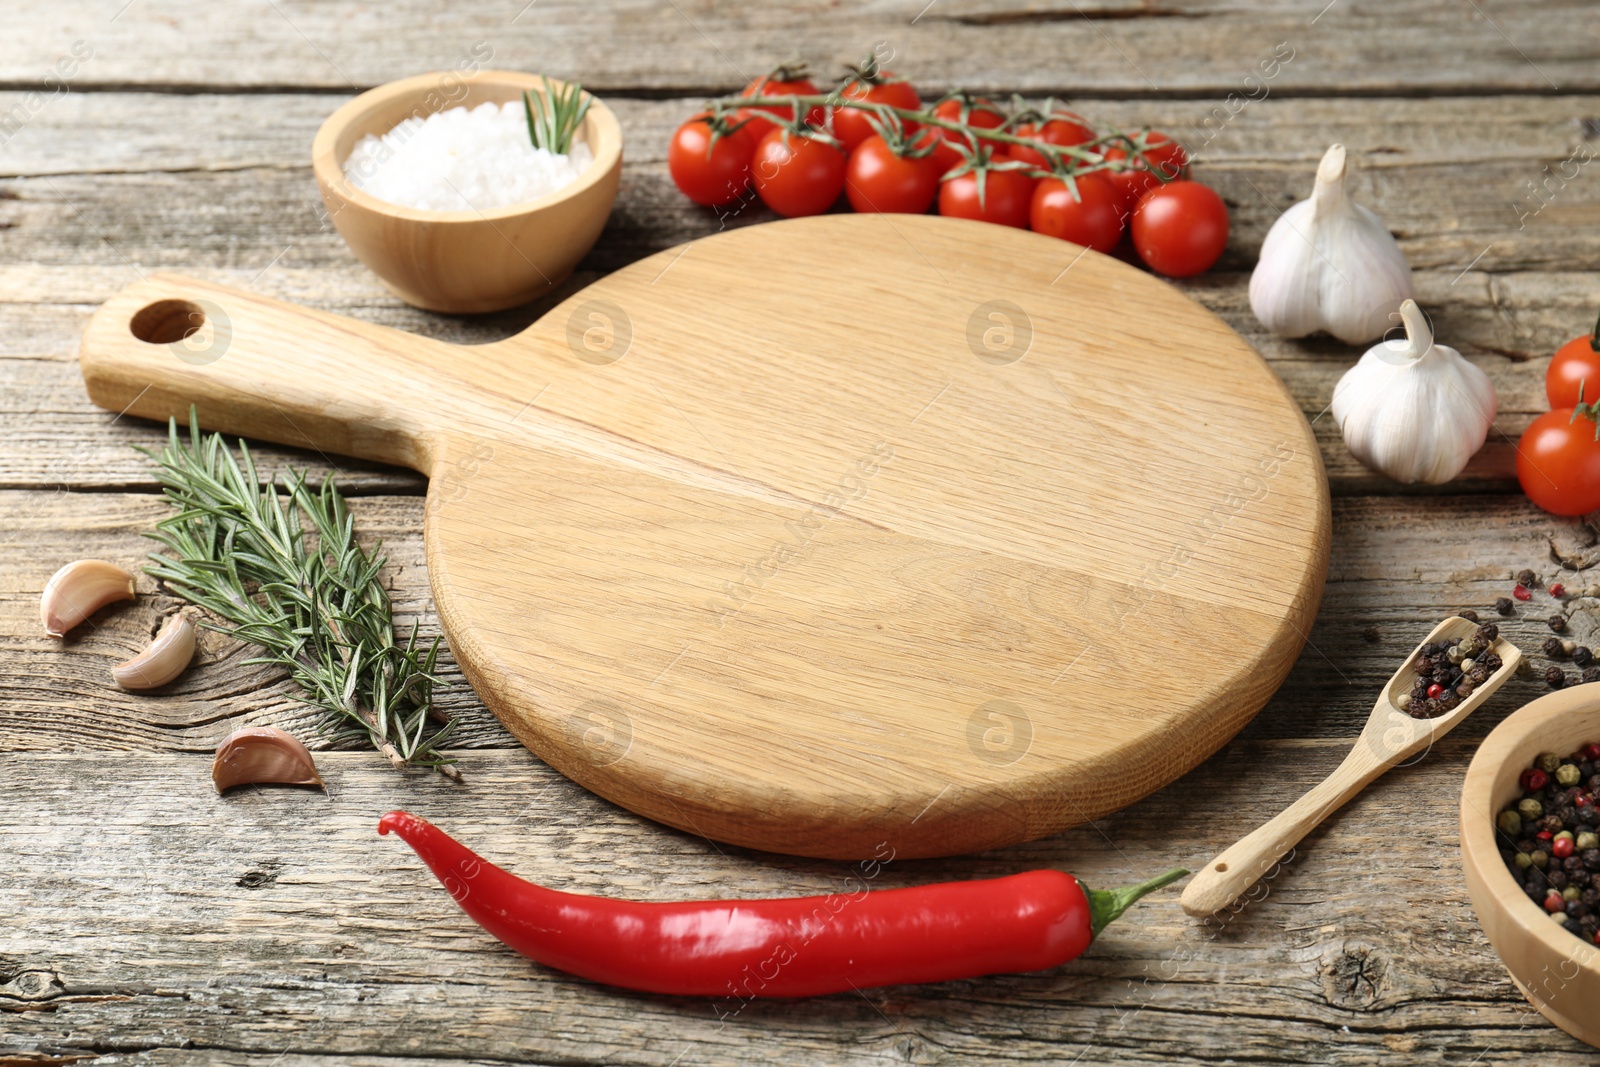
[1215,862,1228,872]
[130,299,206,345]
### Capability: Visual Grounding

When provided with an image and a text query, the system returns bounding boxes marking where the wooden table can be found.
[4,3,1599,1063]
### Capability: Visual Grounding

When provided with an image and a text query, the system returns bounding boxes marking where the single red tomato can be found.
[738,70,824,142]
[1129,180,1229,277]
[1517,408,1600,516]
[926,96,1007,175]
[833,73,921,154]
[1029,173,1125,253]
[938,167,1035,229]
[1548,316,1600,408]
[845,133,942,214]
[752,129,847,218]
[1101,132,1189,211]
[1008,112,1096,170]
[667,113,756,207]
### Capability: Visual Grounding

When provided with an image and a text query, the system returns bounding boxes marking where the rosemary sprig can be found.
[141,411,461,780]
[523,76,591,155]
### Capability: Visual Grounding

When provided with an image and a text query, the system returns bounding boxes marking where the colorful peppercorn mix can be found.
[1497,743,1600,945]
[1401,623,1505,718]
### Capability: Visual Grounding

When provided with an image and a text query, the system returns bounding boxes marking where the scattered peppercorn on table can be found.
[5,3,1600,1065]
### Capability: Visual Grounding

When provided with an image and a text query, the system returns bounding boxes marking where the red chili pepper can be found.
[1514,584,1533,601]
[1552,583,1567,598]
[378,812,1186,997]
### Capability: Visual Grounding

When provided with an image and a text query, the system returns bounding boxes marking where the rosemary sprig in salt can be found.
[523,76,591,155]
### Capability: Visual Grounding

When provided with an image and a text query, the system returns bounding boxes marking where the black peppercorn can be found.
[1528,882,1549,903]
[1547,666,1569,689]
[1458,609,1480,623]
[1542,814,1567,834]
[1585,849,1600,871]
[1519,569,1539,587]
[1569,901,1591,920]
[1586,667,1600,684]
[1496,596,1515,615]
[1457,680,1476,698]
[1566,855,1588,874]
[1576,647,1595,667]
[1545,636,1567,658]
[1551,614,1570,633]
[1585,887,1600,906]
[1482,652,1504,671]
[1469,665,1491,684]
[1551,870,1570,889]
[1476,622,1500,643]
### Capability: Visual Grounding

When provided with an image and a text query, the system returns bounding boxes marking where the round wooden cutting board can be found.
[80,213,1330,859]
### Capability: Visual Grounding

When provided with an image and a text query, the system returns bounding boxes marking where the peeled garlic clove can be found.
[111,613,196,690]
[1331,299,1497,484]
[212,726,324,793]
[1249,143,1414,344]
[41,559,136,637]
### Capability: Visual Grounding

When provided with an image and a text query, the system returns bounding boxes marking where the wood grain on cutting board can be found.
[79,213,1330,858]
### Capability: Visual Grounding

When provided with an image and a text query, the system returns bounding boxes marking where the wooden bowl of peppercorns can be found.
[1462,684,1600,1048]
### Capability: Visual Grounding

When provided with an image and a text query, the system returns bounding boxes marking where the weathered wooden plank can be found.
[2,489,1593,758]
[1,0,1595,96]
[1,94,1597,276]
[1,741,1595,1066]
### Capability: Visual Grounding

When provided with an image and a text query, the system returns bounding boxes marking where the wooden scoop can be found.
[1181,616,1522,916]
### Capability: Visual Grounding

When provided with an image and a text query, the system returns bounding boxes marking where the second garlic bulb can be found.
[1330,300,1497,485]
[1250,144,1414,345]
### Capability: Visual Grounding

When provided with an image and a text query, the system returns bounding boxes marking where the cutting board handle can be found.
[79,272,506,473]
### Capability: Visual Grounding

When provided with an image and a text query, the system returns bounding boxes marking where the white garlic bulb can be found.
[1249,144,1414,344]
[1330,299,1497,484]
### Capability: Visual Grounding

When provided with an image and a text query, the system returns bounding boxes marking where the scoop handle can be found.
[1179,741,1389,917]
[79,272,522,473]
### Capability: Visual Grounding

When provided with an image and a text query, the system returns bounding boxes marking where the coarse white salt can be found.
[343,100,595,213]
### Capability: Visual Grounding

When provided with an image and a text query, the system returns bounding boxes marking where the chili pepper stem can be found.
[1084,867,1189,938]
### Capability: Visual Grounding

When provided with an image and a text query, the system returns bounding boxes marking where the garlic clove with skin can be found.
[40,559,136,637]
[212,726,325,793]
[1250,144,1414,344]
[112,612,197,690]
[1330,299,1497,485]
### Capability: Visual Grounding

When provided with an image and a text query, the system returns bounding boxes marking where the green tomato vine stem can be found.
[724,93,1142,174]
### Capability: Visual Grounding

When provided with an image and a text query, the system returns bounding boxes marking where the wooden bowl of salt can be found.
[312,69,622,314]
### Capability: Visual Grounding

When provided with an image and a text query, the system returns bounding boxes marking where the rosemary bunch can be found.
[524,76,591,154]
[142,411,460,779]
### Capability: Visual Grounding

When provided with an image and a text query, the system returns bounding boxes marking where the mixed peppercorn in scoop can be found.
[1398,622,1505,718]
[1497,744,1600,945]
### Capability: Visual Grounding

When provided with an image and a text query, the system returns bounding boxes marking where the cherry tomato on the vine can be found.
[1101,132,1189,211]
[833,73,921,155]
[1548,316,1600,408]
[1517,408,1600,516]
[939,167,1035,229]
[845,133,942,214]
[667,114,756,207]
[926,96,1007,175]
[1029,173,1125,253]
[738,71,825,143]
[1129,180,1228,278]
[1007,112,1096,171]
[752,129,847,218]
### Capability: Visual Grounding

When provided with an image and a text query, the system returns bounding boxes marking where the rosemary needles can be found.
[142,411,460,779]
[523,76,591,155]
